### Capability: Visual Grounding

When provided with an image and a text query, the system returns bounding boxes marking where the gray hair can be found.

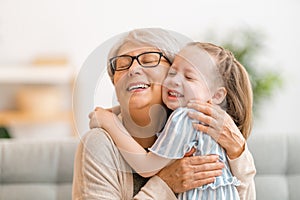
[107,28,192,83]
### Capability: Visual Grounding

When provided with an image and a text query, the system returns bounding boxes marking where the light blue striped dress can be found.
[149,107,240,200]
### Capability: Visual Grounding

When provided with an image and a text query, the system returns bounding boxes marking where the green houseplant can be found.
[204,27,283,116]
[0,126,11,138]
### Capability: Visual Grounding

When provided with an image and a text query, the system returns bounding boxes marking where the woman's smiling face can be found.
[113,42,171,112]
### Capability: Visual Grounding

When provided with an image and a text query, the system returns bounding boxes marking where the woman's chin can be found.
[128,96,151,109]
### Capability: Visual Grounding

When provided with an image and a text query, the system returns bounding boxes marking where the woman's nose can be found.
[128,59,142,76]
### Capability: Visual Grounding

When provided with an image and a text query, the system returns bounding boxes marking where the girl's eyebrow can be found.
[186,65,200,73]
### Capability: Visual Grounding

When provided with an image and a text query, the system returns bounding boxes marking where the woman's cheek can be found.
[154,65,170,83]
[113,71,126,84]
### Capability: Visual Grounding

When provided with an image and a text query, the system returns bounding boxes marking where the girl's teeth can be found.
[169,91,182,97]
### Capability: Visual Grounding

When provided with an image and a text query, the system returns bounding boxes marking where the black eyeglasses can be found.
[109,51,171,74]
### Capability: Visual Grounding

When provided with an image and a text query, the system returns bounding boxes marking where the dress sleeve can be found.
[227,143,256,200]
[149,108,197,159]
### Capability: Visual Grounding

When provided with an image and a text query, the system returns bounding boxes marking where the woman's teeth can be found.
[128,84,149,91]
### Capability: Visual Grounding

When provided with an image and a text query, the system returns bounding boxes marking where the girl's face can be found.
[113,43,171,112]
[162,45,217,110]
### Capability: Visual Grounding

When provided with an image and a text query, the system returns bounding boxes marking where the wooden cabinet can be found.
[0,65,76,138]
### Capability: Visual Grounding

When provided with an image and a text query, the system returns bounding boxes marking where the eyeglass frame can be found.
[109,51,171,74]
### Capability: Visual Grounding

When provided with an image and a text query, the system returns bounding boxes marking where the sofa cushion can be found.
[248,132,300,200]
[0,138,78,200]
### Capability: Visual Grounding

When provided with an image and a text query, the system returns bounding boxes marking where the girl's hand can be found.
[157,155,224,193]
[89,107,115,129]
[104,105,121,115]
[89,106,121,129]
[187,100,245,159]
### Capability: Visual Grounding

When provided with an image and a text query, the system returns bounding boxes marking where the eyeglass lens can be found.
[113,52,162,71]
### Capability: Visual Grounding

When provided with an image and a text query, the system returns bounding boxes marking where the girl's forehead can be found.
[176,45,218,80]
[178,45,215,68]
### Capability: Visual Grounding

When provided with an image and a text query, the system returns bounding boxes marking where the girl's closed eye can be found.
[185,73,195,80]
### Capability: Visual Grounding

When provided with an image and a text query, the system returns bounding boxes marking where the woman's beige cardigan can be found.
[72,128,256,199]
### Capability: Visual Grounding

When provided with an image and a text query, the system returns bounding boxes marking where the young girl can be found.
[95,42,253,200]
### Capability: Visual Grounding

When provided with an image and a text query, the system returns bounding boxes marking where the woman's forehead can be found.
[118,42,159,55]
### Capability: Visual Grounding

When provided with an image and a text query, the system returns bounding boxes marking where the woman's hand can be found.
[157,155,224,193]
[187,100,245,159]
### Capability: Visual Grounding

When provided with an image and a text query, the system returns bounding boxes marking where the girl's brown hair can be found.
[191,42,253,139]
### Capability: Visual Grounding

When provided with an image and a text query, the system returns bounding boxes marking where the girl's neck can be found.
[121,104,168,148]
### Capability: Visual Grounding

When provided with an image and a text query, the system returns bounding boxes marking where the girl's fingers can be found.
[184,147,196,157]
[94,106,101,111]
[88,111,95,119]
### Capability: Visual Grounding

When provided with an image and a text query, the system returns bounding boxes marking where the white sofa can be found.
[248,132,300,200]
[0,132,299,200]
[0,138,78,200]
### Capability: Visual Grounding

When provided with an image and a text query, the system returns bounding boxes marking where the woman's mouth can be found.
[127,83,150,91]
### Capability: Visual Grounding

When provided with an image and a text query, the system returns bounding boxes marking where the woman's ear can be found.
[211,87,227,105]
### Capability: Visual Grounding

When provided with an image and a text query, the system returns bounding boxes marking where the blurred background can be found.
[0,0,299,139]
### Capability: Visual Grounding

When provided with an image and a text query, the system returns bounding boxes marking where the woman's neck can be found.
[121,104,168,148]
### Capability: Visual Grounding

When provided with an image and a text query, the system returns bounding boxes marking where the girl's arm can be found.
[94,107,172,177]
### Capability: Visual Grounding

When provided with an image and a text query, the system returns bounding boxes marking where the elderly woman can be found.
[72,28,256,200]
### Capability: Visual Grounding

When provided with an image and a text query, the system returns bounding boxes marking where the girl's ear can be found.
[211,87,227,105]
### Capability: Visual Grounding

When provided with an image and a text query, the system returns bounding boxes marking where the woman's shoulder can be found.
[77,128,130,171]
[79,128,119,158]
[82,128,114,142]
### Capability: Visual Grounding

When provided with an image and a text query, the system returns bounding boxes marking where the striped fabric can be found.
[149,107,240,200]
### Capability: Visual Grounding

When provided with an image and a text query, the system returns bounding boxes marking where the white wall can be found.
[1,0,299,136]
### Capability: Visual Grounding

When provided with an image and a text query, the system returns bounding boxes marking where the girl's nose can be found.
[169,74,182,87]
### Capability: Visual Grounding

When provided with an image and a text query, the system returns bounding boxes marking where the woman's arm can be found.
[93,107,172,177]
[228,144,256,200]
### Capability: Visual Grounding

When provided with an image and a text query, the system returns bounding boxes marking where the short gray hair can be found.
[107,28,192,83]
